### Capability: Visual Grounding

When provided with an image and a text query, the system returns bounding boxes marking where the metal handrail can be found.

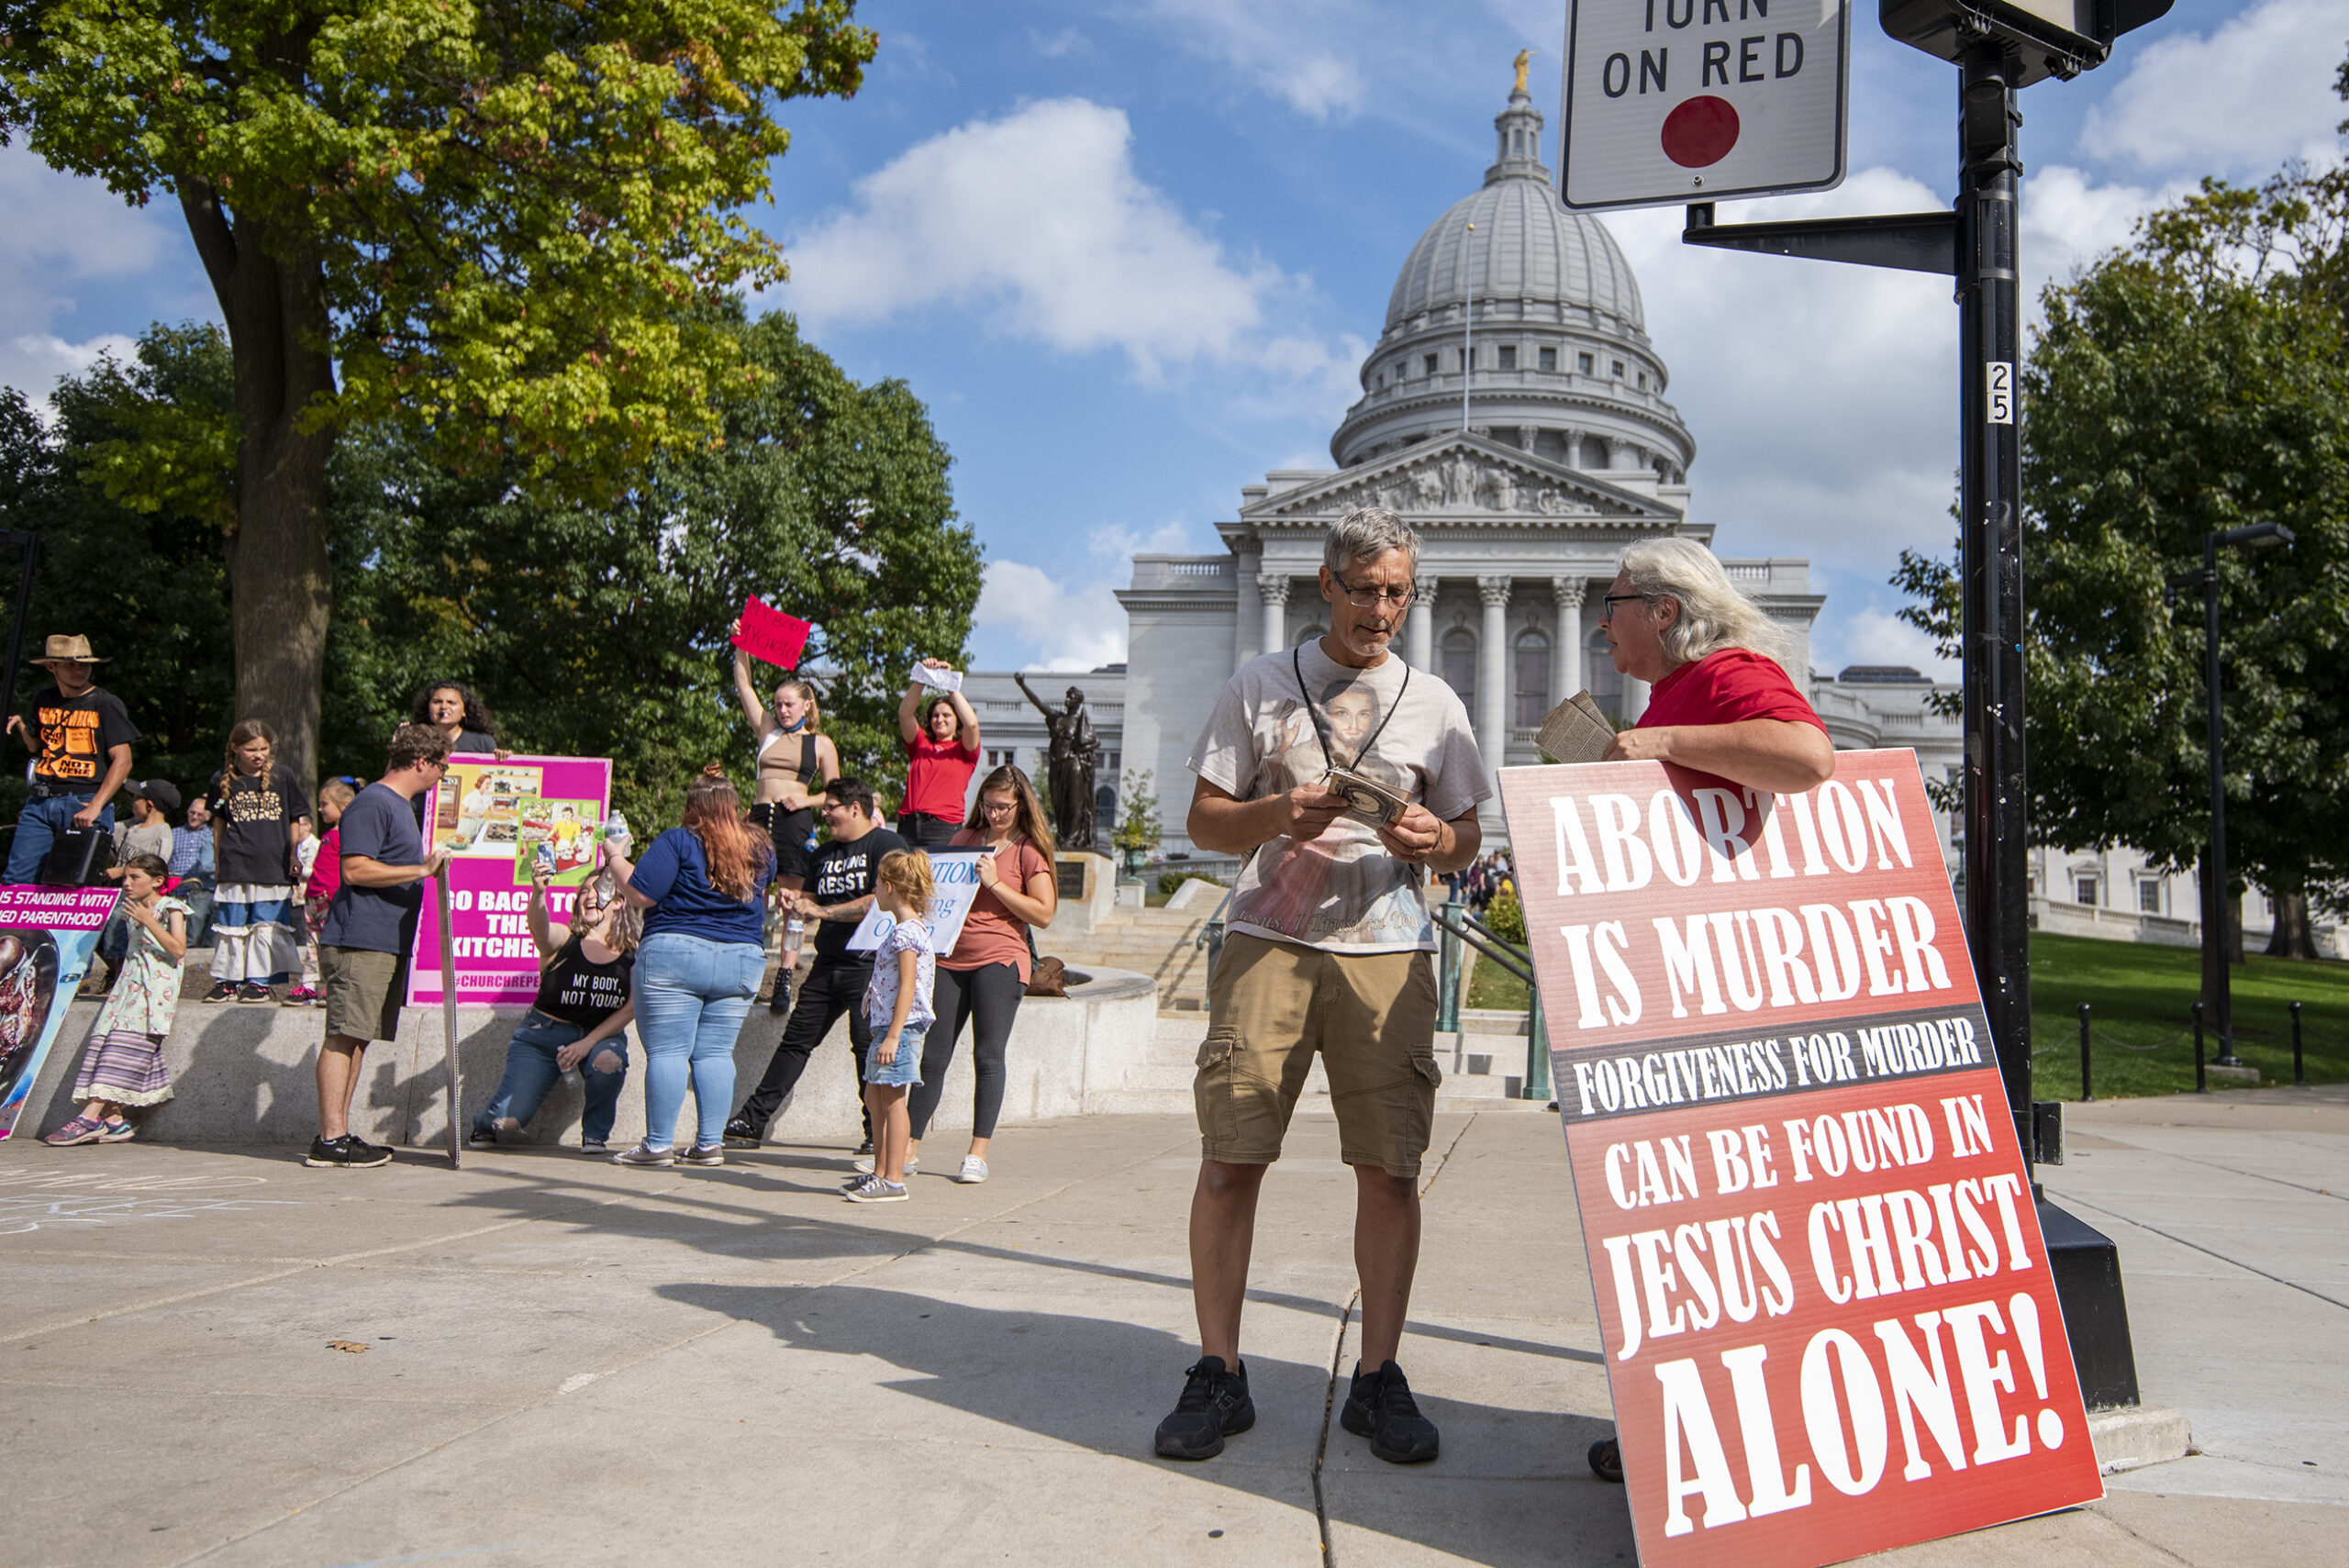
[1433,900,1551,1102]
[1197,887,1235,981]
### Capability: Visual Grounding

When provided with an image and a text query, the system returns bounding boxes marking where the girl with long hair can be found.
[202,719,311,1004]
[470,871,644,1152]
[409,681,500,754]
[602,770,774,1167]
[726,628,841,1014]
[898,765,1057,1184]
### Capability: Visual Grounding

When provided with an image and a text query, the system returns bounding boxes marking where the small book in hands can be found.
[1537,690,1617,765]
[1324,767,1411,828]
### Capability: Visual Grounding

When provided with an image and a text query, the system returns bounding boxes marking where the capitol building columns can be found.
[1476,577,1512,785]
[1258,573,1291,662]
[1407,574,1439,671]
[1552,577,1586,715]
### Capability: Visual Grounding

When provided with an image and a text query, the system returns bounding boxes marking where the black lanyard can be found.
[1293,647,1408,773]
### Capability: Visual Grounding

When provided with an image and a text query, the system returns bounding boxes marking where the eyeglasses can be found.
[980,799,1019,816]
[1333,573,1415,609]
[1599,593,1653,620]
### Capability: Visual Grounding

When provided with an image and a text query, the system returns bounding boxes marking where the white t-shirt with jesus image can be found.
[1186,640,1488,954]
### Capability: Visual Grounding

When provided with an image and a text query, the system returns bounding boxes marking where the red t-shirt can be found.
[942,829,1050,978]
[902,732,980,821]
[1638,648,1827,735]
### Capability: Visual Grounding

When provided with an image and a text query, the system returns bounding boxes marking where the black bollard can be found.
[2193,1001,2208,1095]
[2292,1000,2305,1088]
[2078,1002,2093,1102]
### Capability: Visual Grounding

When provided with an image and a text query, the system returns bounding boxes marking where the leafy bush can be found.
[1484,883,1526,945]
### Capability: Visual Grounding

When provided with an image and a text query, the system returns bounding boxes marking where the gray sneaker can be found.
[843,1176,909,1204]
[955,1155,989,1184]
[611,1142,674,1167]
[680,1144,725,1167]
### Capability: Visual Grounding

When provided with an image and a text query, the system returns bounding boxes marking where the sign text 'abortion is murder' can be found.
[1497,751,2099,1567]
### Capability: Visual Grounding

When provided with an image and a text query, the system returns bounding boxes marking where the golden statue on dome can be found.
[1513,49,1531,94]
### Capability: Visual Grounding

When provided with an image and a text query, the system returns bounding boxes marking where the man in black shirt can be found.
[725,776,906,1148]
[5,635,137,884]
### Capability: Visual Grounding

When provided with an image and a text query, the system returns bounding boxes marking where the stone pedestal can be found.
[1052,851,1116,937]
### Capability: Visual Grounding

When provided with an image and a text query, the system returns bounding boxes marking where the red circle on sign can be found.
[1661,96,1740,168]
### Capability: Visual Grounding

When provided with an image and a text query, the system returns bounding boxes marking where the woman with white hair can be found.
[1598,537,1835,794]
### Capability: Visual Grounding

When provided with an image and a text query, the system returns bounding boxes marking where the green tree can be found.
[0,0,874,784]
[328,308,978,824]
[1900,65,2349,953]
[1112,769,1162,854]
[0,327,237,810]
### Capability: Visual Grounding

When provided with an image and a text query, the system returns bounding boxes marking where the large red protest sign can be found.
[1497,750,2100,1567]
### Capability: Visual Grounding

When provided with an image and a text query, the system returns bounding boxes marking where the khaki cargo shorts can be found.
[321,946,408,1043]
[1195,932,1442,1179]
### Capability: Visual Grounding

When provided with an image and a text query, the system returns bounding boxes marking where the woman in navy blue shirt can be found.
[602,772,774,1166]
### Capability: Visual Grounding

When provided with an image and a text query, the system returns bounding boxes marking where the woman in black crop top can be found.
[469,872,643,1151]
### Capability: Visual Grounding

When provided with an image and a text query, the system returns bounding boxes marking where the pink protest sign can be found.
[406,754,614,1009]
[732,595,810,670]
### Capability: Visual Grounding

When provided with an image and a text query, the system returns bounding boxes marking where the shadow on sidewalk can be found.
[659,1281,1630,1568]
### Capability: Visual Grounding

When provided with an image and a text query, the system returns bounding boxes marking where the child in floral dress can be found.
[45,854,190,1144]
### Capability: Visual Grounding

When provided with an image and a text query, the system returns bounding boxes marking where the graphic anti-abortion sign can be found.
[410,755,614,1008]
[846,848,990,956]
[0,885,117,1140]
[1497,751,2100,1567]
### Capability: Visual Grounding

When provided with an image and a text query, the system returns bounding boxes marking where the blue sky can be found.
[4,0,2343,676]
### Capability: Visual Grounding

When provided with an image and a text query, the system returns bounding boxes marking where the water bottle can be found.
[601,810,630,852]
[784,913,805,959]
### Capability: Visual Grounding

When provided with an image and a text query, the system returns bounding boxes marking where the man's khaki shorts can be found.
[1195,932,1442,1179]
[321,946,408,1044]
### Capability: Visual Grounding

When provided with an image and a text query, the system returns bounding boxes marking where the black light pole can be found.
[2182,521,2294,1068]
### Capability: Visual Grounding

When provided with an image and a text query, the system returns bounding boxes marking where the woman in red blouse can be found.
[1598,538,1836,795]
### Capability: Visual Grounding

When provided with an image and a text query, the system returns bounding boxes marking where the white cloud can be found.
[1135,0,1367,120]
[1814,605,1958,683]
[784,98,1311,380]
[1088,518,1197,560]
[1030,27,1088,59]
[974,560,1130,671]
[0,147,176,400]
[2083,0,2347,178]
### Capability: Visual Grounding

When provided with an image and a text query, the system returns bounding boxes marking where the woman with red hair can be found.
[602,770,775,1167]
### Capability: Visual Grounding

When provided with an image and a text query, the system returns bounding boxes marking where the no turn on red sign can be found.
[1562,0,1851,210]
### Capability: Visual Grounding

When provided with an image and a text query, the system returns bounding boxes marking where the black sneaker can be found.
[1341,1361,1440,1464]
[853,1138,874,1157]
[304,1135,393,1169]
[201,981,237,1004]
[767,980,792,1016]
[1153,1356,1254,1461]
[721,1117,762,1150]
[1588,1437,1623,1483]
[466,1125,497,1146]
[237,982,275,1004]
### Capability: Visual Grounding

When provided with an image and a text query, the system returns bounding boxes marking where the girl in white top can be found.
[848,851,936,1204]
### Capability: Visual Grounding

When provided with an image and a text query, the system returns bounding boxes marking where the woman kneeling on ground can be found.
[603,770,774,1168]
[470,871,643,1153]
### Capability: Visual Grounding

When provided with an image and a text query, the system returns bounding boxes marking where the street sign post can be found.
[1561,0,1850,211]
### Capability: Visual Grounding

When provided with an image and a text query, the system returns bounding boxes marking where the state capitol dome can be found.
[1329,83,1693,486]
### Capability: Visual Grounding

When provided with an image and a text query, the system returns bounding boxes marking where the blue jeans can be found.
[634,932,763,1151]
[6,795,113,884]
[473,1010,630,1144]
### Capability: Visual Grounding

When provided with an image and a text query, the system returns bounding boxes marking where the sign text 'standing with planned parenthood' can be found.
[1497,750,2102,1568]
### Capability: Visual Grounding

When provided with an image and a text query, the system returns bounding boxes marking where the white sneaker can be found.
[852,1153,915,1174]
[956,1155,989,1184]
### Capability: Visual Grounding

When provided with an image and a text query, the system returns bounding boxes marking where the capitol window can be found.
[1424,352,1439,376]
[2138,879,2163,915]
[1497,345,1517,371]
[1513,630,1550,728]
[1637,371,1648,390]
[1576,350,1594,373]
[1612,359,1626,378]
[1442,628,1476,709]
[1539,347,1557,372]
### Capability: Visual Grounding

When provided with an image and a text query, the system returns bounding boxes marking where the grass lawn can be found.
[2027,930,2347,1100]
[1457,929,2345,1102]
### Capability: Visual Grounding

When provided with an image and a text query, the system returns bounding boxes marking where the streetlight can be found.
[2166,521,2295,1068]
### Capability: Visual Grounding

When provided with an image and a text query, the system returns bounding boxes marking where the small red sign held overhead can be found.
[731,595,810,670]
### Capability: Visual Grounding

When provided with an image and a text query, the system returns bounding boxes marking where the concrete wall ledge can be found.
[19,968,1161,1151]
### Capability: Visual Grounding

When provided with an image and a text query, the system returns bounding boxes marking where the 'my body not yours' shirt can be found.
[24,685,137,791]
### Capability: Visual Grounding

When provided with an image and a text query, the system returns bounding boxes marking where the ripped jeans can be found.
[473,1010,630,1145]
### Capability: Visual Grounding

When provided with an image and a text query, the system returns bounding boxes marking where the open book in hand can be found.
[1324,767,1412,829]
[1536,690,1617,765]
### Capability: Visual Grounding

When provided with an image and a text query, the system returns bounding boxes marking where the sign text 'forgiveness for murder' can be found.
[1562,0,1849,210]
[1497,751,2100,1568]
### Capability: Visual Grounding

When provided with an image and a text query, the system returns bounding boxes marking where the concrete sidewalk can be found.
[2,1092,2343,1566]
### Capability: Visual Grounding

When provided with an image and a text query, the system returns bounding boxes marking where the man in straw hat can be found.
[5,634,138,884]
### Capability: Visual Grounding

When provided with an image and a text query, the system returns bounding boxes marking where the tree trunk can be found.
[2265,890,2319,960]
[179,183,336,792]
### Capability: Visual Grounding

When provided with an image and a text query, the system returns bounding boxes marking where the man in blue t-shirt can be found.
[308,724,451,1169]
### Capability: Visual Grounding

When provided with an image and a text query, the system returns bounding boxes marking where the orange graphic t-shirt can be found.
[25,686,137,789]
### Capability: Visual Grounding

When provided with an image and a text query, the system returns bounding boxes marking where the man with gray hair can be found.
[1154,506,1486,1466]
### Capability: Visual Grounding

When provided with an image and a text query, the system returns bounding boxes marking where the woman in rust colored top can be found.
[903,764,1057,1184]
